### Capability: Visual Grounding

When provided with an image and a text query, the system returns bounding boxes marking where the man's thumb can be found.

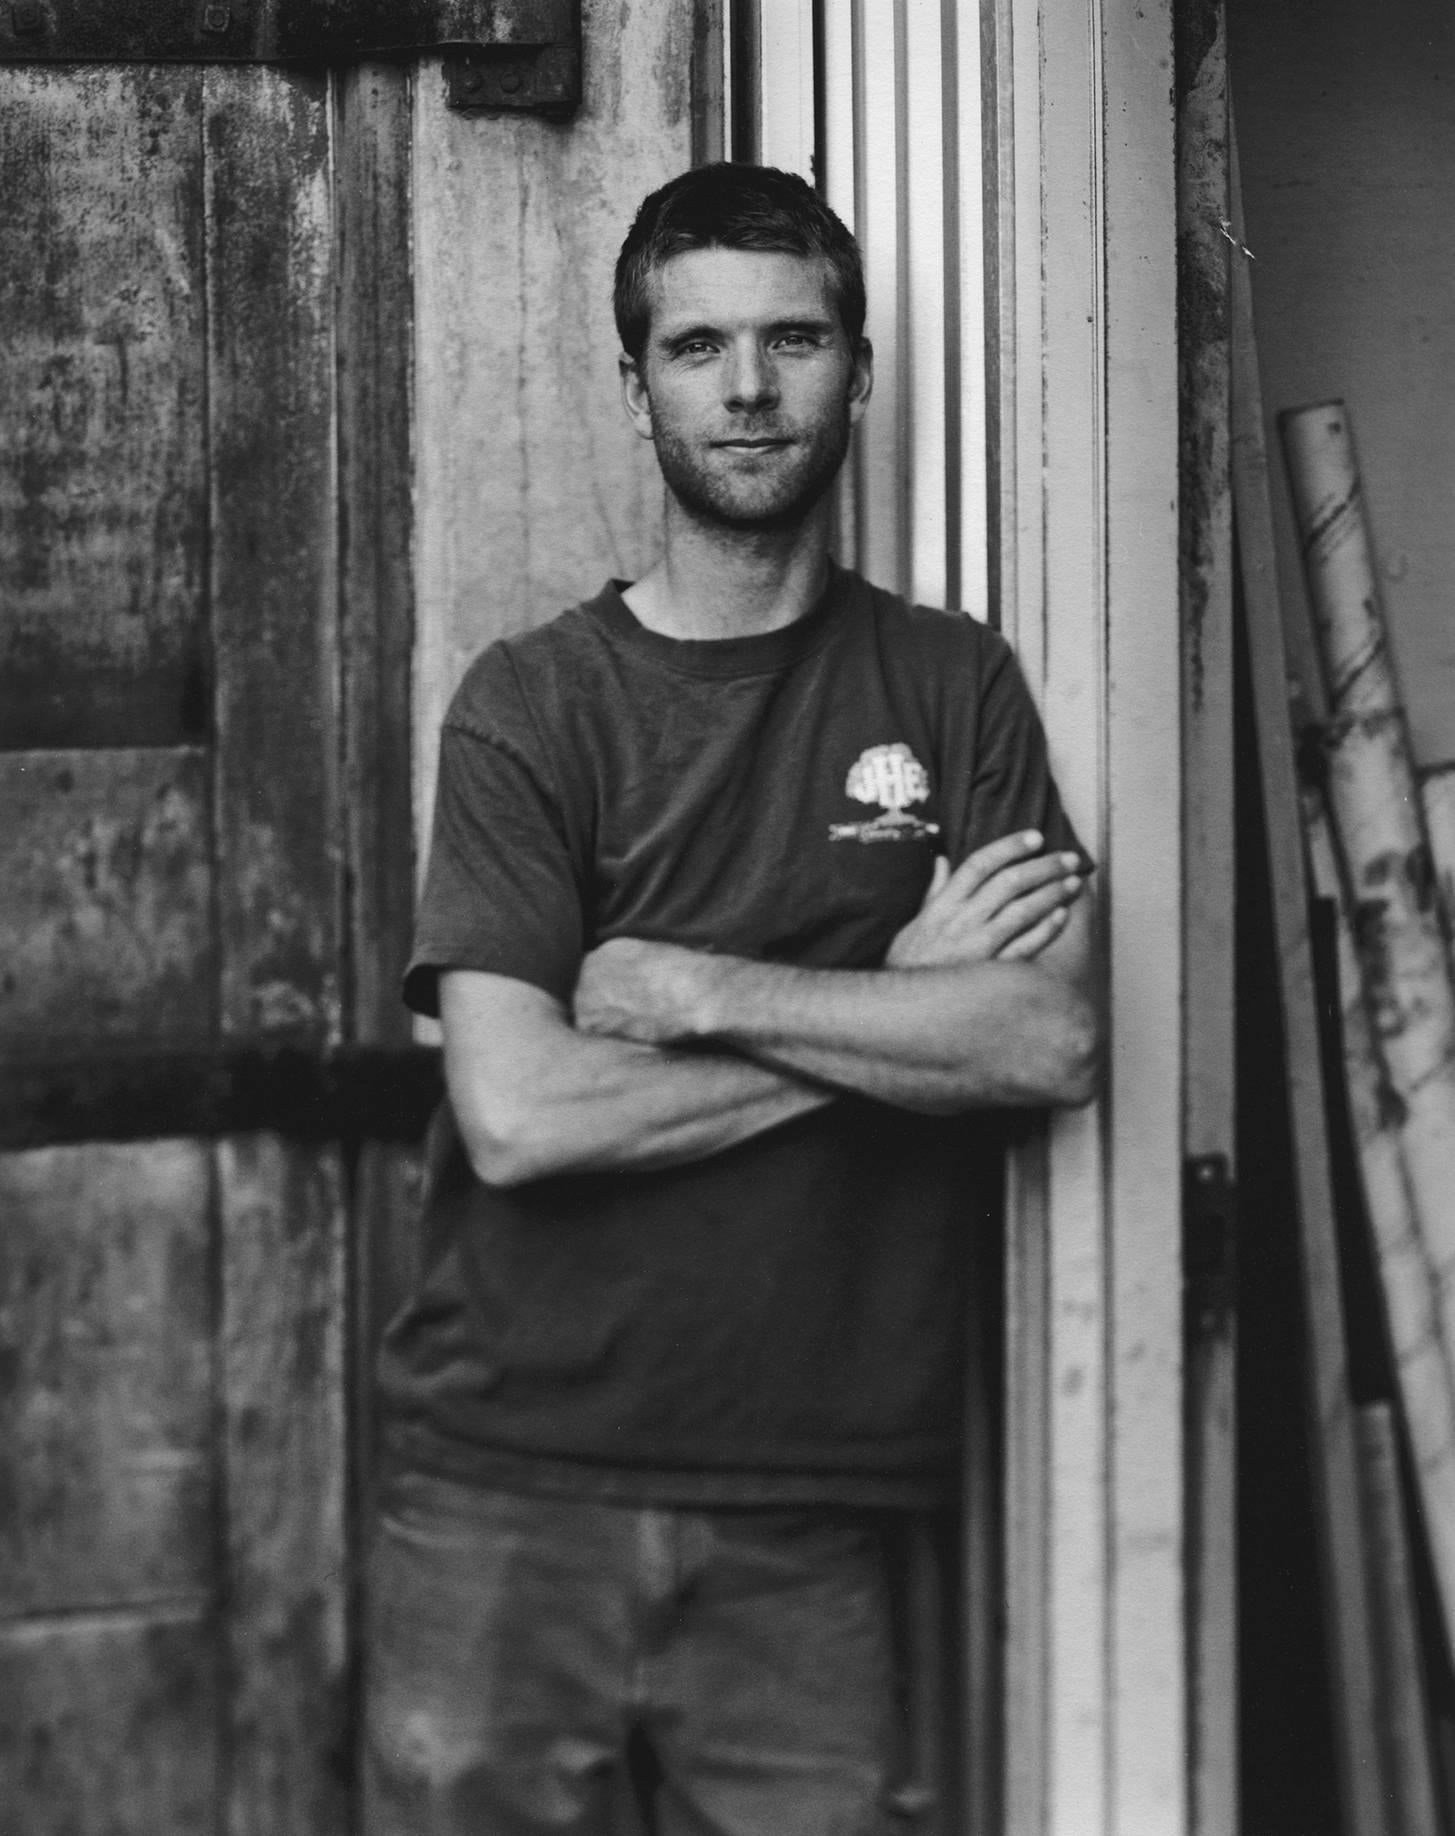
[924,855,951,904]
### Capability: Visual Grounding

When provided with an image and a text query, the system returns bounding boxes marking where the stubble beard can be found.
[650,406,853,535]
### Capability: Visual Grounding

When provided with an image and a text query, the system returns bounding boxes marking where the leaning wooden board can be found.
[1228,118,1387,1836]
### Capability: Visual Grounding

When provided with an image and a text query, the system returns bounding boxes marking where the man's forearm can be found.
[574,933,1101,1114]
[440,972,833,1188]
[691,957,1098,1111]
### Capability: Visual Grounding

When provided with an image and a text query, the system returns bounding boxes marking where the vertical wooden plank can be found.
[990,0,1052,1816]
[1229,121,1388,1836]
[354,1136,425,1520]
[994,0,1186,1828]
[0,1611,218,1835]
[952,0,990,621]
[1035,0,1112,1823]
[904,0,949,610]
[1356,1404,1443,1836]
[691,0,727,168]
[1103,0,1185,1826]
[411,7,693,858]
[855,0,907,597]
[206,65,341,1044]
[757,0,815,181]
[821,0,861,567]
[0,1141,214,1615]
[0,66,207,751]
[960,1176,1004,1836]
[1176,8,1236,1831]
[335,64,416,1048]
[0,749,213,1051]
[821,0,856,229]
[219,1133,349,1836]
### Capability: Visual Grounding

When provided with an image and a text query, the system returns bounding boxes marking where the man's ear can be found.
[847,337,874,425]
[619,354,655,442]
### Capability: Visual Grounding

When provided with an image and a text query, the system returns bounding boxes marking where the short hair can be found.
[614,164,867,363]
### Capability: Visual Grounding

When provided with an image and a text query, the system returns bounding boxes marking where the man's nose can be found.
[723,342,779,412]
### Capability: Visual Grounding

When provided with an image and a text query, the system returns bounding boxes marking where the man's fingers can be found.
[955,851,1082,927]
[998,904,1070,961]
[942,829,1046,900]
[987,875,1083,943]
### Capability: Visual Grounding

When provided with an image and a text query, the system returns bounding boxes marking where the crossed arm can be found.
[441,831,1103,1188]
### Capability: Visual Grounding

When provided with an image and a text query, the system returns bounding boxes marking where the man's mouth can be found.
[713,436,792,451]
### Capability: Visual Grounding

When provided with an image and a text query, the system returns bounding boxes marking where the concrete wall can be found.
[1230,0,1455,766]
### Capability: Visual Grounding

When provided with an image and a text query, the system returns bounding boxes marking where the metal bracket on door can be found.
[1184,1152,1237,1328]
[0,0,581,116]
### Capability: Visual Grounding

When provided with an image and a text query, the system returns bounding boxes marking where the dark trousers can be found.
[364,1469,917,1835]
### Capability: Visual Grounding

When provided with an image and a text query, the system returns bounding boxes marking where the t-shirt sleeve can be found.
[958,630,1094,872]
[403,654,584,1018]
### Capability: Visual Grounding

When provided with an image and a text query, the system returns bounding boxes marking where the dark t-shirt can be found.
[380,565,1085,1508]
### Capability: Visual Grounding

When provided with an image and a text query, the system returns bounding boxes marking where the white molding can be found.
[855,0,907,596]
[756,0,815,180]
[997,0,1185,1829]
[904,0,948,608]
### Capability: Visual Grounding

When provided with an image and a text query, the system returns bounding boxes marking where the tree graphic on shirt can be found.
[845,744,931,822]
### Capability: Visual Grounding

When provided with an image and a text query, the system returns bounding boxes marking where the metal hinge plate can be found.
[0,0,580,116]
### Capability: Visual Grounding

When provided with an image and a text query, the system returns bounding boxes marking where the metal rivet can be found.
[13,3,46,35]
[201,3,230,33]
[499,67,523,93]
[461,68,483,93]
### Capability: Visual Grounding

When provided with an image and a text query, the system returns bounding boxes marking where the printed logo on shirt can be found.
[829,743,942,843]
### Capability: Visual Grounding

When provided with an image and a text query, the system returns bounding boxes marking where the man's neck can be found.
[622,502,834,641]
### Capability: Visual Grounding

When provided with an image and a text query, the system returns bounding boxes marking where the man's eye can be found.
[676,340,716,358]
[774,332,816,350]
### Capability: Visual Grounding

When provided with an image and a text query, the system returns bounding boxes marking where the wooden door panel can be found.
[0,49,417,1835]
[0,1610,218,1833]
[218,1132,350,1836]
[206,66,343,1045]
[0,748,213,1049]
[0,67,208,751]
[0,1140,214,1616]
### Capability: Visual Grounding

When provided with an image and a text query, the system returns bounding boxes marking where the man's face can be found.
[620,247,872,531]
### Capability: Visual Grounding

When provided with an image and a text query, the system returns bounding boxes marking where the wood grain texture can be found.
[0,66,208,751]
[1356,1403,1443,1836]
[411,0,695,852]
[1175,5,1237,1830]
[0,1140,213,1617]
[218,1133,349,1836]
[336,63,417,1047]
[0,1608,217,1834]
[206,66,342,1043]
[0,748,213,1051]
[354,1137,426,1519]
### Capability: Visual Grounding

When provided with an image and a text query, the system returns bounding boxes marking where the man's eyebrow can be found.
[657,314,838,347]
[657,322,724,348]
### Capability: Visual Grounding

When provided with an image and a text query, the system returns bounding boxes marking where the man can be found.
[367,163,1100,1835]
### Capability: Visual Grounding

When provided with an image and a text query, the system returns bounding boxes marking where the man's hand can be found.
[886,830,1084,970]
[574,938,710,1046]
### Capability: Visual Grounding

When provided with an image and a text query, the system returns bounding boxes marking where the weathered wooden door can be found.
[0,54,425,1833]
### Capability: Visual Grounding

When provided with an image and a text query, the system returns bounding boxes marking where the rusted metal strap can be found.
[1,1044,443,1149]
[0,0,580,115]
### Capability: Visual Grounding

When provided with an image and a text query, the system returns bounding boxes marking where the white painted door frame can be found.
[991,0,1185,1828]
[746,2,1187,1828]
